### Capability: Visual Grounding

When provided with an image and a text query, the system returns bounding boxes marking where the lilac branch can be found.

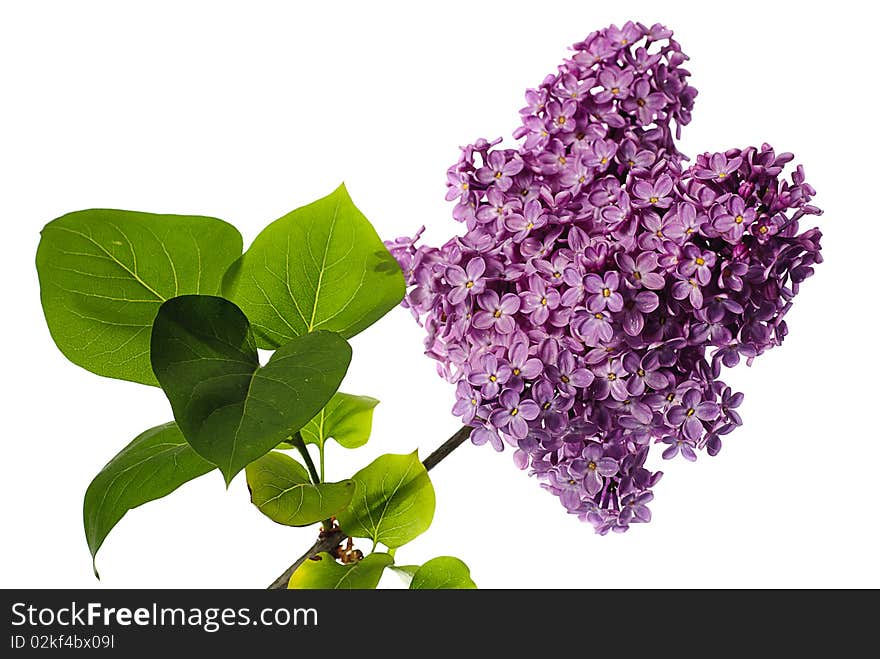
[266,425,472,590]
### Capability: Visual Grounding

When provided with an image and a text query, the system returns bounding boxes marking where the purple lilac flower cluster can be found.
[387,22,823,534]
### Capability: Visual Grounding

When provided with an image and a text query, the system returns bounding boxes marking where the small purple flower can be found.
[473,290,521,334]
[616,251,665,290]
[577,310,614,345]
[452,380,482,425]
[505,199,547,242]
[490,389,540,439]
[621,78,668,124]
[592,358,630,401]
[471,425,503,452]
[507,340,543,388]
[695,152,743,182]
[545,350,595,395]
[546,100,578,133]
[660,435,697,461]
[621,290,659,336]
[665,202,703,243]
[667,388,720,441]
[571,444,619,496]
[520,275,562,325]
[632,173,674,209]
[712,195,756,242]
[445,257,486,305]
[468,353,512,398]
[584,271,624,312]
[623,352,669,396]
[596,67,635,103]
[619,491,653,523]
[678,244,716,285]
[671,274,704,308]
[475,150,524,191]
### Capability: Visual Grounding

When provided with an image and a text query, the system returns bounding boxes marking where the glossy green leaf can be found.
[150,295,351,484]
[246,452,355,526]
[410,556,477,589]
[336,452,435,548]
[224,184,405,348]
[288,552,393,590]
[83,422,214,575]
[36,209,242,385]
[300,393,379,450]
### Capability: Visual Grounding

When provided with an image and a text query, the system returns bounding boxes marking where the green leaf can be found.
[336,452,435,549]
[83,422,214,576]
[224,184,405,348]
[246,452,355,526]
[150,295,351,484]
[300,393,379,450]
[410,556,477,589]
[288,552,393,590]
[36,209,242,385]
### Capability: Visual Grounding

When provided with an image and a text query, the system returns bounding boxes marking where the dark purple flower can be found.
[616,251,665,290]
[678,244,716,285]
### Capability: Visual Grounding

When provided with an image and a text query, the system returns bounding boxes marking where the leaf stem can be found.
[266,425,472,589]
[291,432,321,485]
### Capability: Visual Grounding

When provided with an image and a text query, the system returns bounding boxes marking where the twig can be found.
[266,425,472,590]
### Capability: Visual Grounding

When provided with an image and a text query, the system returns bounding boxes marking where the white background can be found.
[1,0,877,589]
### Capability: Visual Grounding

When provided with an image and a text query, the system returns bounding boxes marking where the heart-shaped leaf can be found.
[150,295,351,484]
[83,422,214,576]
[37,209,242,385]
[246,452,355,526]
[288,552,393,590]
[224,184,405,348]
[409,556,477,589]
[336,452,435,549]
[300,392,379,450]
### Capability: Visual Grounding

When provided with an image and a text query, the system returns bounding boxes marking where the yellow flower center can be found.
[587,461,597,471]
[560,375,570,383]
[718,172,727,178]
[608,373,617,381]
[553,271,562,278]
[695,257,705,266]
[735,215,744,224]
[579,175,586,183]
[594,313,604,319]
[512,368,521,376]
[558,156,567,165]
[465,280,474,288]
[611,87,620,94]
[633,271,642,280]
[602,288,611,297]
[510,407,519,416]
[637,368,646,377]
[494,171,502,179]
[686,408,695,417]
[759,225,769,234]
[543,402,552,410]
[600,157,608,165]
[637,98,645,107]
[489,375,497,382]
[526,221,534,230]
[493,309,502,318]
[470,398,477,406]
[461,182,469,190]
[649,196,659,204]
[541,297,548,306]
[557,115,566,125]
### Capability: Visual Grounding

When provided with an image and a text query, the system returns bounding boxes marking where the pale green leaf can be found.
[288,552,393,589]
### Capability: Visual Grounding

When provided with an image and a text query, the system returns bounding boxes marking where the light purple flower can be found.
[584,271,624,312]
[632,173,674,209]
[476,150,524,191]
[545,350,595,396]
[473,290,521,334]
[695,152,743,182]
[667,388,720,441]
[490,389,540,439]
[520,275,562,325]
[468,353,511,398]
[572,444,619,496]
[445,257,486,305]
[616,251,665,290]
